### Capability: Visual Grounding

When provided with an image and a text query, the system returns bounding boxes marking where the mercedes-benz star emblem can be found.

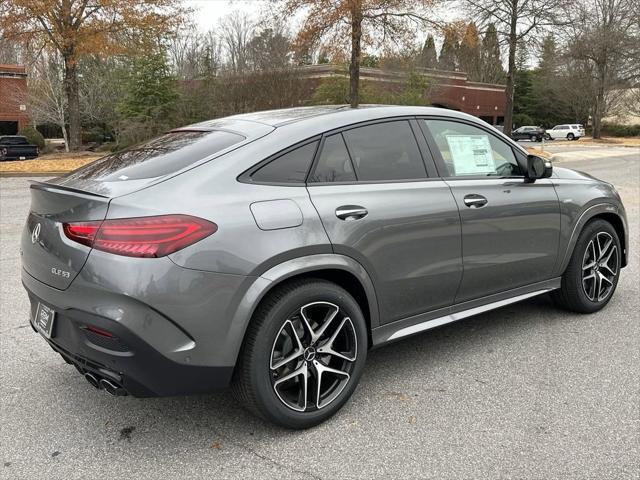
[31,223,41,244]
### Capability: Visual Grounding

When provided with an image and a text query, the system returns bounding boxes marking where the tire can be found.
[530,135,537,142]
[567,133,575,140]
[552,219,621,313]
[544,134,552,141]
[232,278,368,429]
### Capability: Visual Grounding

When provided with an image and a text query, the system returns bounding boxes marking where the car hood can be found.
[552,166,602,182]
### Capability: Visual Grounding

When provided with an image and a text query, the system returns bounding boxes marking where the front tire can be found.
[232,279,368,429]
[552,219,621,313]
[567,133,575,140]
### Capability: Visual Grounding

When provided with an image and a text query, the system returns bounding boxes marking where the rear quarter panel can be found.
[105,155,332,277]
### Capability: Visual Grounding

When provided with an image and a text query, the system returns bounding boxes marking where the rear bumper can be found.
[23,279,234,397]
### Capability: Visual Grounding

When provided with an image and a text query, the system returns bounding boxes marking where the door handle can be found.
[336,205,368,221]
[463,194,488,208]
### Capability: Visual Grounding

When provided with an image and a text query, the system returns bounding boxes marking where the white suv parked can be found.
[546,124,586,140]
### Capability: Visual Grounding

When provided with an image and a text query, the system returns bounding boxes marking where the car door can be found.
[420,117,561,304]
[306,119,463,324]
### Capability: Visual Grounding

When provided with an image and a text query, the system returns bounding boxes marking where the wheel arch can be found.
[228,254,380,368]
[559,204,628,274]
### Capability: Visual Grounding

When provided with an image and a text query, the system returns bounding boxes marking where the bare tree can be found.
[22,52,69,151]
[168,28,223,79]
[459,0,564,136]
[563,0,640,137]
[1,0,186,150]
[219,12,255,74]
[276,0,439,108]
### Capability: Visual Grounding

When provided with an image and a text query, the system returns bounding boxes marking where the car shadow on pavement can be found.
[55,294,566,445]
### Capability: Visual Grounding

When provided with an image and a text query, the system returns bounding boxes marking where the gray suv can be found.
[21,106,628,428]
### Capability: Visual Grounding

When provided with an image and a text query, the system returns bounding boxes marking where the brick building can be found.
[0,64,30,135]
[301,65,507,126]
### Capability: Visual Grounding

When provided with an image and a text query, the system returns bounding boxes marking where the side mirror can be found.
[526,154,553,182]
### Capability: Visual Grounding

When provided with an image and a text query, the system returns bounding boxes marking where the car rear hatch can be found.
[21,124,272,290]
[22,182,110,290]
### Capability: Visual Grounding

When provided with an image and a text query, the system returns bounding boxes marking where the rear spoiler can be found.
[29,180,110,199]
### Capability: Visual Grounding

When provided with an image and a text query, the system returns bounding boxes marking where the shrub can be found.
[513,113,534,128]
[17,126,45,150]
[600,123,640,137]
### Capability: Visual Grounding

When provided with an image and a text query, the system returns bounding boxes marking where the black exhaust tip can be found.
[84,372,101,389]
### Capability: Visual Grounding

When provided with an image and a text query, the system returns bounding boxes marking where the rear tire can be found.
[552,219,621,313]
[530,134,537,142]
[567,133,575,140]
[232,279,368,429]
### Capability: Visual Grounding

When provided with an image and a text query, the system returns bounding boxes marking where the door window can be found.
[342,121,427,181]
[309,134,356,183]
[423,120,522,178]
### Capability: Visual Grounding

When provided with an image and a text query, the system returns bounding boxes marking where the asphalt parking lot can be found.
[1,146,639,479]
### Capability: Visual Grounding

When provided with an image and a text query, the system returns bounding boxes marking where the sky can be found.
[185,0,270,31]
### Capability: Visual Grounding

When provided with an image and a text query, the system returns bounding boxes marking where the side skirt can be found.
[372,277,561,346]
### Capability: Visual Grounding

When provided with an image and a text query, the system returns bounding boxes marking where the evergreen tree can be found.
[438,28,459,71]
[119,53,178,120]
[538,34,558,74]
[458,22,481,80]
[117,53,179,146]
[480,23,504,83]
[417,34,438,69]
[529,34,572,127]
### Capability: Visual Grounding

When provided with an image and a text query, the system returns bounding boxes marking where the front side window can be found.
[423,119,522,178]
[342,121,427,181]
[251,141,318,184]
[309,134,356,183]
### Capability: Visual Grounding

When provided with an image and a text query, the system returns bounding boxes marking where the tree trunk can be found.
[63,53,82,151]
[349,2,362,108]
[592,65,607,139]
[503,16,518,138]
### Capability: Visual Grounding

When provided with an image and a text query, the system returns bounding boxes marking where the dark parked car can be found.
[22,106,628,428]
[511,125,545,142]
[0,135,39,160]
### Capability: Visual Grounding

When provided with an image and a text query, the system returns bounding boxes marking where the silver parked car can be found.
[22,106,628,428]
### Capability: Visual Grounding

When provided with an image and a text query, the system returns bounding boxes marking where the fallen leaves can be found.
[0,152,101,174]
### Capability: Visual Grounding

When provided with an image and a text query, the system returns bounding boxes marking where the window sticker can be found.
[445,135,496,175]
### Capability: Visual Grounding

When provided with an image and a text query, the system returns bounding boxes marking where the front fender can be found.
[556,202,628,275]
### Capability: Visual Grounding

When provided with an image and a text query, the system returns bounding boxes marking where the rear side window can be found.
[251,141,318,184]
[64,130,244,181]
[309,134,356,183]
[343,121,427,181]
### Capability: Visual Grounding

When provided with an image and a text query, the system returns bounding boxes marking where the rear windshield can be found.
[63,130,244,181]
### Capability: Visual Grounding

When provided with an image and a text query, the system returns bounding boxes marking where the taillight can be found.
[63,215,217,258]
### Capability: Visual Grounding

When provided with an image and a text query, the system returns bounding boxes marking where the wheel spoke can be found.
[273,363,308,411]
[582,261,596,271]
[317,317,357,362]
[300,302,339,344]
[313,360,349,409]
[599,272,613,286]
[582,273,596,300]
[600,245,617,269]
[270,320,304,370]
[313,305,340,342]
[597,235,613,260]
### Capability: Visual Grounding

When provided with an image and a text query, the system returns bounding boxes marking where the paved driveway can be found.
[1,150,638,479]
